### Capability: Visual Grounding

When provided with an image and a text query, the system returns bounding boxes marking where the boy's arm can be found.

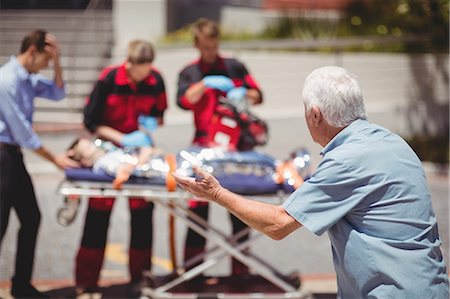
[112,147,154,190]
[137,146,154,165]
[112,163,135,190]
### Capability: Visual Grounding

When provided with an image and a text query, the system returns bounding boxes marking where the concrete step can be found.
[0,31,113,43]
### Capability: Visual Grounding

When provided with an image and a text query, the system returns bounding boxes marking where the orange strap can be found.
[165,154,177,192]
[276,161,304,190]
[165,153,178,271]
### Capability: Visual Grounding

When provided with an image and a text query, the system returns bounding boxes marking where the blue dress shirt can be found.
[0,56,65,149]
[283,119,449,298]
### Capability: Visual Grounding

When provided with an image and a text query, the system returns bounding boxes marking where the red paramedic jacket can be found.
[84,63,167,134]
[176,56,262,146]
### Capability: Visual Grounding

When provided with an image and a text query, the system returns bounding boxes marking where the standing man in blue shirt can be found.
[0,29,79,298]
[173,66,449,298]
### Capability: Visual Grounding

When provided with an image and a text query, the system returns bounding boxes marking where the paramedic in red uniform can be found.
[76,40,167,296]
[176,18,263,278]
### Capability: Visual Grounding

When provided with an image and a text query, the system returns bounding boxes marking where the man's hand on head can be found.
[44,33,60,63]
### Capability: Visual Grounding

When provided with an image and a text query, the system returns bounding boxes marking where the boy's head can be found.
[67,137,105,167]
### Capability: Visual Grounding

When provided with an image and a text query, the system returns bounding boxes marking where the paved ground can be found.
[0,120,447,299]
[0,51,448,298]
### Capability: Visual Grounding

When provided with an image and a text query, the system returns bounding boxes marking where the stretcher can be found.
[56,147,313,299]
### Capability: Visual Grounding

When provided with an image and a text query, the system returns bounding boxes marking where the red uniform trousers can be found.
[75,197,153,288]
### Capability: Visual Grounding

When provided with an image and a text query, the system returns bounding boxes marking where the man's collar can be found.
[10,55,30,80]
[320,119,368,156]
[115,63,157,86]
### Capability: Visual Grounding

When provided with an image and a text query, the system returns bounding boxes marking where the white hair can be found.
[302,66,367,128]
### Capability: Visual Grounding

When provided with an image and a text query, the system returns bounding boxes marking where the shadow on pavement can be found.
[44,283,132,298]
[43,276,337,298]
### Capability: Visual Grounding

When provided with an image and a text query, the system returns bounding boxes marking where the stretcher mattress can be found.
[64,167,281,195]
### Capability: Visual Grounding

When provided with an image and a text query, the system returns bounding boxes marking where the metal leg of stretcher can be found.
[57,181,306,298]
[174,204,298,288]
[148,197,299,294]
[181,227,252,273]
[151,232,262,294]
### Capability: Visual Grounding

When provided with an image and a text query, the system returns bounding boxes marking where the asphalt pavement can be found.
[0,118,448,299]
[0,51,449,298]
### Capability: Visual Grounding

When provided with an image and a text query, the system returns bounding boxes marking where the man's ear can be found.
[27,44,37,55]
[311,105,322,126]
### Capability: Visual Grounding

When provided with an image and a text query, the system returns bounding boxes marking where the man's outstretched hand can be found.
[172,165,223,201]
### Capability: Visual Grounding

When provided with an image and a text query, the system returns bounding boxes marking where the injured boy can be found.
[66,137,164,189]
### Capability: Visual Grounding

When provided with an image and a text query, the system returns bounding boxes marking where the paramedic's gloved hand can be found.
[226,87,247,102]
[121,131,153,148]
[226,87,248,112]
[203,75,234,92]
[138,115,158,132]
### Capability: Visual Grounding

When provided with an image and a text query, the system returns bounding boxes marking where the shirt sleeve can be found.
[149,72,168,122]
[283,157,365,236]
[0,81,42,149]
[32,74,66,100]
[176,69,195,110]
[83,78,109,133]
[239,62,263,102]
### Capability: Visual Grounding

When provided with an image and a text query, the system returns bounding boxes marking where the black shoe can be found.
[127,281,143,298]
[64,286,98,299]
[11,283,49,298]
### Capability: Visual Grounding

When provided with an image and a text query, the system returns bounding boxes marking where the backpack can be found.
[208,100,269,151]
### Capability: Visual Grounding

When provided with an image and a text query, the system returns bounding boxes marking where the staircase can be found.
[0,8,113,124]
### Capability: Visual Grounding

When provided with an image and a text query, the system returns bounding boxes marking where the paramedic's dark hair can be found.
[192,18,220,43]
[20,29,48,54]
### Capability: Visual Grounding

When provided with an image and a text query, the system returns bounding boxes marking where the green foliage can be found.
[341,0,449,52]
[162,0,449,53]
[406,135,449,164]
[261,17,340,39]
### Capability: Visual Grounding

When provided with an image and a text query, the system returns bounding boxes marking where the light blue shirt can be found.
[0,56,65,149]
[283,119,449,298]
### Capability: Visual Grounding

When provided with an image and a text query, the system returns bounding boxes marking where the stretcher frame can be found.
[57,179,309,299]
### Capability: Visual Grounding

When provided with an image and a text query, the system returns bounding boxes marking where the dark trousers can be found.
[184,203,250,275]
[75,197,154,288]
[0,145,41,286]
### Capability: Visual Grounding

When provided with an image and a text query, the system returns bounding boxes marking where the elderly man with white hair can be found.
[173,66,449,298]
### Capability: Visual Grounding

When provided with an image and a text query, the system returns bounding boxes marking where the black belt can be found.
[0,142,21,152]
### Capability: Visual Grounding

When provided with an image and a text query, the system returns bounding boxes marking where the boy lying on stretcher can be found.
[66,134,310,193]
[66,137,163,189]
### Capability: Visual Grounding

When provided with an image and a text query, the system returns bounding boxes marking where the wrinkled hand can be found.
[55,153,81,169]
[226,87,247,102]
[172,165,223,200]
[203,75,234,92]
[138,115,158,132]
[121,131,153,148]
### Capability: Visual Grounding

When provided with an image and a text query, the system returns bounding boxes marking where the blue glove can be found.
[203,75,234,92]
[138,115,158,132]
[226,87,247,102]
[121,131,153,148]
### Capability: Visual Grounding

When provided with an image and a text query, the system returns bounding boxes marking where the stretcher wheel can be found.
[56,196,80,226]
